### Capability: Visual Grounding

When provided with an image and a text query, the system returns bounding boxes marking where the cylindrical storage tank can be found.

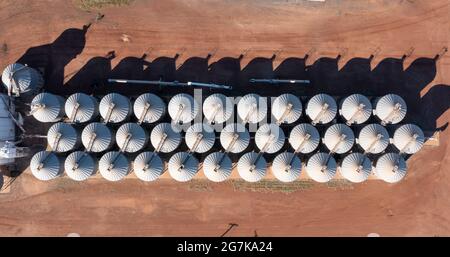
[115,123,148,153]
[133,93,166,124]
[98,151,130,181]
[339,94,372,125]
[340,153,372,183]
[373,94,407,125]
[30,93,65,122]
[64,151,96,181]
[65,93,99,123]
[47,122,80,153]
[255,123,285,154]
[375,153,407,183]
[30,151,63,181]
[237,93,267,124]
[289,123,320,154]
[358,124,390,154]
[150,123,182,153]
[306,152,337,183]
[2,63,43,96]
[0,94,16,166]
[323,124,355,154]
[168,93,199,124]
[271,152,302,183]
[237,152,266,182]
[133,152,164,182]
[99,93,131,123]
[203,93,233,124]
[203,152,232,182]
[220,123,250,153]
[185,123,215,153]
[393,124,425,154]
[168,152,199,182]
[81,122,115,153]
[306,94,337,125]
[271,93,302,124]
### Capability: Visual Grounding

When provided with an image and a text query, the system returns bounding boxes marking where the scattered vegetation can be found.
[188,180,213,192]
[1,43,7,54]
[76,0,133,10]
[325,179,354,190]
[229,180,315,194]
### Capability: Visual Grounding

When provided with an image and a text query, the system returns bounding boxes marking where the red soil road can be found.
[0,0,449,236]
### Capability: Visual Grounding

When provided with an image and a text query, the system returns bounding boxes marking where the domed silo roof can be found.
[323,124,355,154]
[255,123,285,154]
[358,124,390,154]
[81,122,115,152]
[133,152,164,182]
[185,123,215,153]
[271,152,302,183]
[339,153,372,183]
[65,93,99,123]
[168,152,199,182]
[219,123,250,153]
[306,152,337,183]
[2,63,43,96]
[30,151,63,181]
[374,94,407,125]
[203,152,232,182]
[116,123,148,153]
[289,123,320,154]
[237,94,267,124]
[168,93,199,124]
[340,94,372,125]
[64,151,96,181]
[306,94,337,125]
[30,93,65,123]
[150,123,182,153]
[133,93,166,124]
[47,122,80,153]
[393,124,425,154]
[375,153,407,183]
[99,93,131,123]
[271,94,302,124]
[99,151,130,181]
[237,152,266,182]
[203,93,233,124]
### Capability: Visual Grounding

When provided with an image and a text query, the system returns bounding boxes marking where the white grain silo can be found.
[2,63,43,96]
[116,123,148,153]
[393,124,425,154]
[203,93,233,124]
[133,152,164,182]
[271,152,301,183]
[358,124,390,154]
[306,152,337,183]
[30,151,63,181]
[168,93,199,124]
[306,94,337,125]
[81,122,115,152]
[323,124,355,154]
[150,123,182,153]
[47,122,80,153]
[99,151,130,181]
[272,93,302,124]
[65,93,99,123]
[64,151,96,181]
[289,123,320,154]
[168,152,199,182]
[255,123,285,154]
[237,93,267,124]
[185,123,215,153]
[203,152,232,182]
[339,94,372,125]
[339,153,372,183]
[237,152,266,182]
[99,93,131,124]
[133,93,166,124]
[219,123,250,153]
[373,94,407,125]
[375,153,407,183]
[30,93,65,123]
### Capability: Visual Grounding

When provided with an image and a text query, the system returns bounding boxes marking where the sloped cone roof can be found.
[133,152,164,182]
[219,123,250,153]
[133,93,166,123]
[64,151,96,181]
[340,94,372,125]
[289,123,320,154]
[358,124,390,154]
[150,123,182,153]
[271,152,302,183]
[374,94,407,125]
[237,93,267,124]
[2,63,43,95]
[168,152,199,182]
[47,122,80,153]
[99,93,131,123]
[30,151,62,181]
[168,93,199,124]
[340,153,372,183]
[375,153,407,183]
[306,94,337,124]
[99,151,130,182]
[393,124,425,154]
[306,152,337,183]
[31,93,64,123]
[81,122,114,153]
[185,123,215,153]
[65,93,99,123]
[203,152,232,182]
[323,124,355,154]
[116,123,148,153]
[271,94,302,124]
[237,152,267,182]
[203,93,233,124]
[255,123,285,154]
